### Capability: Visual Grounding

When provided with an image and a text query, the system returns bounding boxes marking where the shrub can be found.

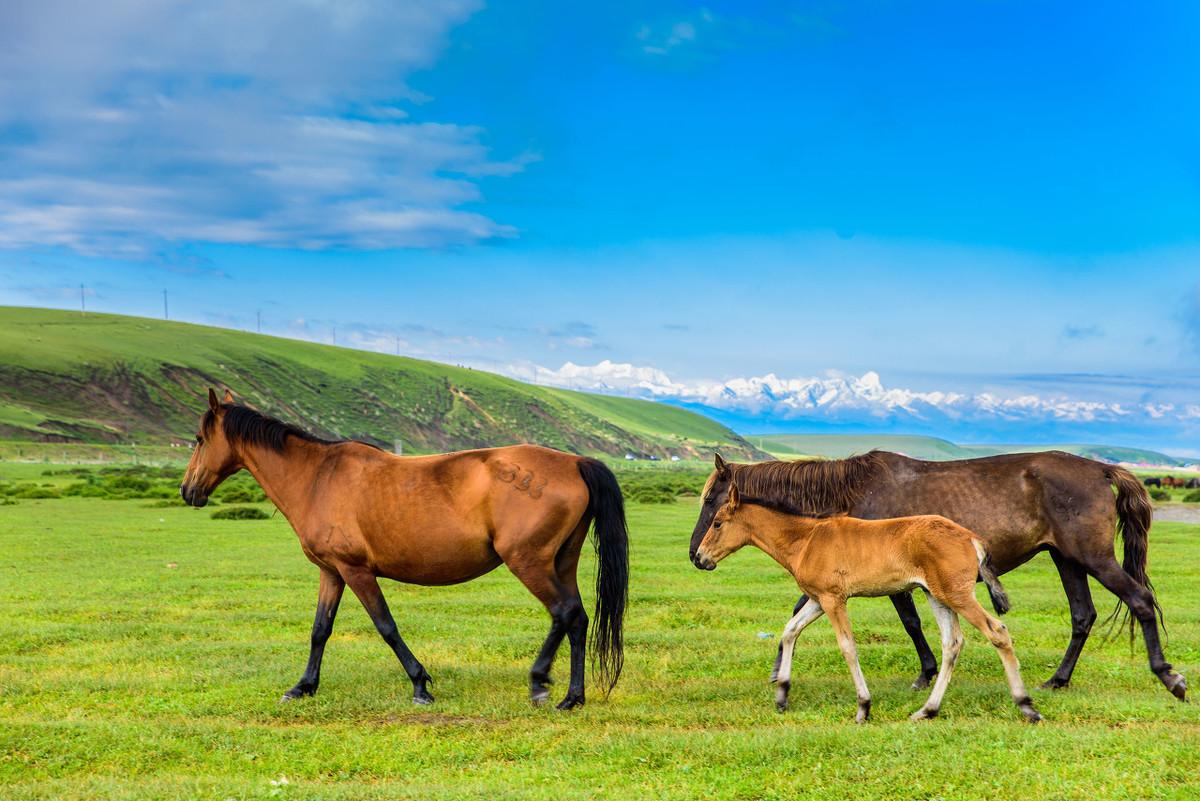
[628,486,679,504]
[1149,488,1171,502]
[15,486,61,499]
[1184,490,1200,503]
[211,506,270,520]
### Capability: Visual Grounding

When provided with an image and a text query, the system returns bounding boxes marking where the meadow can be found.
[1,468,1199,800]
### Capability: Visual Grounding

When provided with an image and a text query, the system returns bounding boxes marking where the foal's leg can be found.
[773,592,937,689]
[823,600,871,723]
[281,567,345,701]
[1083,556,1186,700]
[1042,551,1096,690]
[773,598,824,712]
[955,599,1042,723]
[891,591,940,689]
[910,594,963,721]
[342,568,434,705]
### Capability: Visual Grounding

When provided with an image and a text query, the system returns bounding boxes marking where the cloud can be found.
[1062,324,1104,341]
[636,9,714,56]
[0,0,528,255]
[516,361,1200,439]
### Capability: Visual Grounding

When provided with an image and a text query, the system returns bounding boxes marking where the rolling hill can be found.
[0,307,763,460]
[753,433,1189,466]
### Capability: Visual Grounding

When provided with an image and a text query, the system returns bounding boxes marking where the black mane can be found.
[203,404,368,453]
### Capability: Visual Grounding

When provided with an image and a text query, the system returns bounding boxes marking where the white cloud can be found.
[0,0,527,255]
[636,9,714,55]
[517,361,1200,429]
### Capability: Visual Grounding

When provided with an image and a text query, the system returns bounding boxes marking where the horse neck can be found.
[744,505,816,572]
[237,437,327,518]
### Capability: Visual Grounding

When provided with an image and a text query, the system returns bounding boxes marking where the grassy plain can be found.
[1,486,1198,800]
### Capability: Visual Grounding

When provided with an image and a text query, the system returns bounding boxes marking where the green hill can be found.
[0,307,762,460]
[753,433,1187,466]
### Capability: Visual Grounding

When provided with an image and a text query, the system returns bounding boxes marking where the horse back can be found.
[855,451,1118,571]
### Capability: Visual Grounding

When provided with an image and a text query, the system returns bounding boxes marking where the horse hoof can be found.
[555,695,584,711]
[412,690,435,706]
[1022,708,1044,724]
[1041,677,1069,691]
[775,700,788,713]
[530,688,551,707]
[280,685,315,703]
[1167,673,1187,702]
[909,707,936,722]
[910,674,934,690]
[855,705,871,724]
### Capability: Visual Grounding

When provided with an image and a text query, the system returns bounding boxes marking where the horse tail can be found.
[973,539,1011,615]
[1105,465,1162,643]
[577,457,629,694]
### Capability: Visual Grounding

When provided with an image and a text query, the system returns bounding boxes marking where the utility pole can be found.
[80,284,85,314]
[163,289,169,320]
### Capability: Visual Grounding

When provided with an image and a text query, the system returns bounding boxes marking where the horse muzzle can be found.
[179,483,209,508]
[692,550,717,571]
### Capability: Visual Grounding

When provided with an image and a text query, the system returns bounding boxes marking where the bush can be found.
[1149,488,1171,502]
[628,486,679,504]
[1184,490,1200,503]
[14,486,61,499]
[210,506,270,520]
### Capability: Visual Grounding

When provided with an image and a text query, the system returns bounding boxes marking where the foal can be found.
[695,484,1042,723]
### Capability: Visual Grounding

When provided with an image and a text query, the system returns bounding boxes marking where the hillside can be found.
[755,433,1188,466]
[0,307,763,459]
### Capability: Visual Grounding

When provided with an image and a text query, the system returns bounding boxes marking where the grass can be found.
[0,306,760,460]
[1,488,1198,800]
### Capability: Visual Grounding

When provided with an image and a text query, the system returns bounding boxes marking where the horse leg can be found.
[1082,556,1186,700]
[773,597,824,712]
[281,567,345,701]
[910,593,962,721]
[505,558,585,710]
[890,591,939,689]
[341,568,434,705]
[954,597,1042,723]
[1042,550,1096,690]
[823,599,871,723]
[553,523,591,710]
[771,594,810,683]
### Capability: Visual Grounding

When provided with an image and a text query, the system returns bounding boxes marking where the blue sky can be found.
[1,1,1198,453]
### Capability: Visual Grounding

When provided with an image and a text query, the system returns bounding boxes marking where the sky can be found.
[1,1,1199,454]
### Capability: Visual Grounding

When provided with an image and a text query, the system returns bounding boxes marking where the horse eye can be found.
[714,521,722,529]
[195,435,203,444]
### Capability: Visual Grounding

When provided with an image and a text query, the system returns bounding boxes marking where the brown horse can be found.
[689,451,1186,701]
[695,483,1041,723]
[181,389,628,709]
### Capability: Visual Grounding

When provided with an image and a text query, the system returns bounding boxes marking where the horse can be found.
[1163,476,1185,489]
[694,482,1042,724]
[1144,477,1163,488]
[689,452,1186,701]
[1187,478,1200,490]
[180,389,628,709]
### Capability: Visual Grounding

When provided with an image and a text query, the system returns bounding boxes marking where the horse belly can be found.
[373,533,503,586]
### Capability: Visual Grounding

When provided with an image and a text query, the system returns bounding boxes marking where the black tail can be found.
[975,544,1011,615]
[1105,466,1163,643]
[577,458,629,694]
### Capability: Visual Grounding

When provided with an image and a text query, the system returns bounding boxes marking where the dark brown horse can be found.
[689,451,1186,701]
[181,389,628,709]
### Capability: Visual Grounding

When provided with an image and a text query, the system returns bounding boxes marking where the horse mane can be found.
[203,404,374,453]
[728,451,888,518]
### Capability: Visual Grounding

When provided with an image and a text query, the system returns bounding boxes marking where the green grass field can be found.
[2,487,1198,800]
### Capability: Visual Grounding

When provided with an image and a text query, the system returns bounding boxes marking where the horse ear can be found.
[207,388,220,412]
[728,482,740,508]
[222,388,235,404]
[714,452,728,477]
